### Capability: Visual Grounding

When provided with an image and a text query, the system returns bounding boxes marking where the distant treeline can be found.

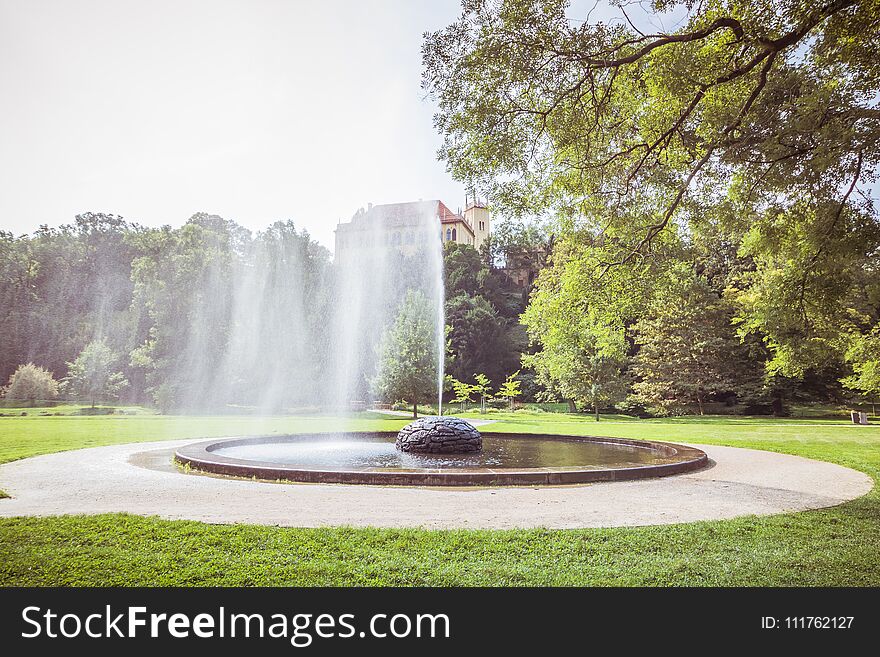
[0,212,528,412]
[1,213,325,410]
[2,211,877,416]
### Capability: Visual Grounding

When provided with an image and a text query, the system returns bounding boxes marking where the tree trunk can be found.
[567,399,577,413]
[413,401,418,419]
[771,395,784,416]
[697,395,704,416]
[594,402,599,422]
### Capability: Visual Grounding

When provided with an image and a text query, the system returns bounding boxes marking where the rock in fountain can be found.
[395,417,482,454]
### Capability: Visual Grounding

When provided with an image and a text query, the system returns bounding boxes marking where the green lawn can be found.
[0,411,408,466]
[0,409,878,586]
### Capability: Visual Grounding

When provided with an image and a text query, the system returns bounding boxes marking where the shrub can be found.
[2,363,59,404]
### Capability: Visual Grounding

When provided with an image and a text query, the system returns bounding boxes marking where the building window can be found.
[452,228,457,241]
[446,228,451,241]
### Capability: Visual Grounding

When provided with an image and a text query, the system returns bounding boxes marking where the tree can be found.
[445,292,521,385]
[449,377,475,412]
[63,339,129,408]
[496,371,523,410]
[522,310,629,421]
[444,242,485,298]
[443,241,529,388]
[486,218,553,292]
[472,373,492,414]
[2,363,59,405]
[128,215,246,410]
[842,328,880,415]
[424,0,880,384]
[0,215,144,395]
[372,290,439,418]
[631,271,756,415]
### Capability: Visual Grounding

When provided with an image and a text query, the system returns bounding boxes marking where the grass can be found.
[0,402,156,416]
[0,410,407,465]
[0,408,878,586]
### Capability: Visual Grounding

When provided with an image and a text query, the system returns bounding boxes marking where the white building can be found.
[334,198,490,261]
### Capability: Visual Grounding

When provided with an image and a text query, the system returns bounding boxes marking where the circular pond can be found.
[175,432,708,486]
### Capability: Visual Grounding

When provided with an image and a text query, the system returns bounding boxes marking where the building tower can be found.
[463,193,490,251]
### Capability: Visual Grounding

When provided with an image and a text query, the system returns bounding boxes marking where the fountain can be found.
[175,429,707,486]
[170,201,708,486]
[395,416,482,454]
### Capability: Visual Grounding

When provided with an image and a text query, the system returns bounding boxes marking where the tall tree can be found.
[631,270,757,415]
[372,290,439,418]
[128,215,245,410]
[842,327,880,413]
[443,242,527,386]
[63,339,129,408]
[424,0,880,384]
[0,215,144,390]
[523,305,629,420]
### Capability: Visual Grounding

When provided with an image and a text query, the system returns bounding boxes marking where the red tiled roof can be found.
[438,201,474,235]
[437,201,457,221]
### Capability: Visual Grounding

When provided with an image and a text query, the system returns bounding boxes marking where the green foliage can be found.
[0,214,142,395]
[449,377,476,411]
[496,370,523,409]
[631,269,760,415]
[843,327,880,401]
[2,363,59,403]
[729,199,880,378]
[442,242,528,386]
[127,215,248,410]
[444,241,484,296]
[127,216,332,411]
[372,290,439,417]
[425,0,880,409]
[63,339,129,408]
[523,303,630,419]
[446,293,519,383]
[472,372,493,413]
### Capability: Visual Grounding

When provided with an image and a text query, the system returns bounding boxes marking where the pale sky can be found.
[0,0,688,251]
[0,0,470,250]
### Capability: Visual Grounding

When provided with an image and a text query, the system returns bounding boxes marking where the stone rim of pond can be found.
[174,432,709,486]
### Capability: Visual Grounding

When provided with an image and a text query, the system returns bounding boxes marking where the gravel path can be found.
[0,440,872,529]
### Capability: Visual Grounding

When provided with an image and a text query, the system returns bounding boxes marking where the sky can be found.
[0,0,469,250]
[0,1,685,251]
